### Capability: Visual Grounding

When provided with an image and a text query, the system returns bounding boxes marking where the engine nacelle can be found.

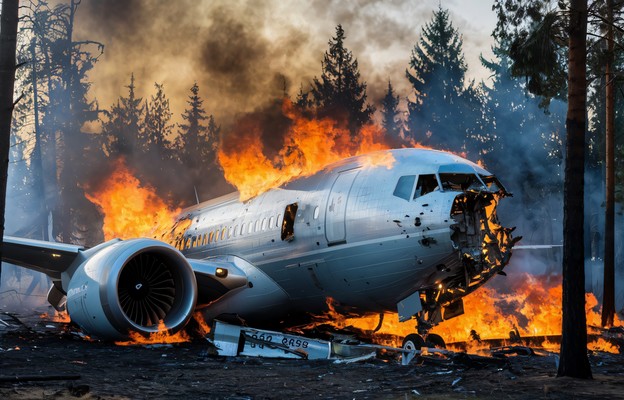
[64,239,197,340]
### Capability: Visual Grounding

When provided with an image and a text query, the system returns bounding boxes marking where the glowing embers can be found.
[85,159,181,241]
[40,310,71,323]
[217,99,397,201]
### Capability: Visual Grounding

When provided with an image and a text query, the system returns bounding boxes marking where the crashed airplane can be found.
[2,148,518,347]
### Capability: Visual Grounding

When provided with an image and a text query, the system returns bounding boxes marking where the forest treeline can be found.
[5,1,623,253]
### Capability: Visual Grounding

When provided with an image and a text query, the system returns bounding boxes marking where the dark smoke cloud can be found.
[75,0,322,128]
[72,0,496,130]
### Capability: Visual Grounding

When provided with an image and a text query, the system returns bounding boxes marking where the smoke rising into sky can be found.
[74,0,497,126]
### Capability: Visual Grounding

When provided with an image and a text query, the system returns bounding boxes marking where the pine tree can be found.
[294,84,312,110]
[380,81,402,139]
[103,74,144,156]
[175,83,218,167]
[143,82,173,159]
[171,83,223,203]
[405,6,483,154]
[177,83,206,158]
[311,24,373,136]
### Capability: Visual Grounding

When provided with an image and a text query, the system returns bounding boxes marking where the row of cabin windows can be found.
[175,213,283,251]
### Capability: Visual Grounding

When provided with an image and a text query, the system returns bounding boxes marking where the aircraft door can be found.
[325,169,359,245]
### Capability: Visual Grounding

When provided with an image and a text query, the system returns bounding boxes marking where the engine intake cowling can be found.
[64,239,197,340]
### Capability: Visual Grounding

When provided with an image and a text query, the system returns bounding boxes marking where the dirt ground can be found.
[1,312,623,400]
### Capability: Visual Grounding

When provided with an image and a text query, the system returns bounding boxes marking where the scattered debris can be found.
[209,320,418,365]
[491,345,535,357]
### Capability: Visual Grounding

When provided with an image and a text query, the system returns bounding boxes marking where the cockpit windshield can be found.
[393,172,504,200]
[480,175,506,193]
[439,173,484,192]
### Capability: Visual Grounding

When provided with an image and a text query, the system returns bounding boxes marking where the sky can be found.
[71,0,499,127]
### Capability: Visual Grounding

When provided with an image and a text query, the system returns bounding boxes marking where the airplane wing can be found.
[2,236,84,280]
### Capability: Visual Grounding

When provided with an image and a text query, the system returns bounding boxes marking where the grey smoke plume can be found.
[73,0,496,127]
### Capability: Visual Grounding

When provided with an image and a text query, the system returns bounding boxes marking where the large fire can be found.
[218,99,407,201]
[304,271,620,353]
[85,159,181,241]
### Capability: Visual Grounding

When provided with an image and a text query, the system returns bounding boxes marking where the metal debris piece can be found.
[209,320,417,364]
[490,345,535,358]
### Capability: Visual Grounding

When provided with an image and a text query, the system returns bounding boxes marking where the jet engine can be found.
[63,239,197,340]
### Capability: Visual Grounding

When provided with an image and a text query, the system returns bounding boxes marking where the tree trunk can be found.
[557,0,592,379]
[602,0,615,328]
[30,38,49,241]
[0,0,20,262]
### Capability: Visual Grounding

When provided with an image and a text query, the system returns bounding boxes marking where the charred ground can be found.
[1,312,623,400]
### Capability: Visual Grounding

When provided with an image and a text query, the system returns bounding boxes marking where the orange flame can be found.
[114,321,190,346]
[429,273,620,347]
[301,273,620,354]
[40,310,71,323]
[85,159,180,241]
[192,311,212,336]
[218,99,403,201]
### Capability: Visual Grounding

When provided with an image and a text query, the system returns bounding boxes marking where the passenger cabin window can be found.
[393,175,416,201]
[281,203,298,241]
[439,173,481,192]
[414,174,438,198]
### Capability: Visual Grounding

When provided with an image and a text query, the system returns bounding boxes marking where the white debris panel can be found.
[209,320,421,365]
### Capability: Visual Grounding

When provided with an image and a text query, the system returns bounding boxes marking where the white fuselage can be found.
[174,148,500,319]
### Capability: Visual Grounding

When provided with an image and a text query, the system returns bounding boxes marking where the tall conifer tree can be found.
[311,25,373,136]
[405,6,483,154]
[380,81,402,139]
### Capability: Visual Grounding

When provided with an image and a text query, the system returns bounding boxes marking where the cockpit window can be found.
[439,173,483,192]
[480,175,505,193]
[414,174,438,198]
[393,175,416,201]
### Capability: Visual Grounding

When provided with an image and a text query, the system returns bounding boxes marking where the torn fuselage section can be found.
[412,177,520,334]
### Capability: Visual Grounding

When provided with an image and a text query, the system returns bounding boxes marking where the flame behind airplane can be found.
[2,148,518,342]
